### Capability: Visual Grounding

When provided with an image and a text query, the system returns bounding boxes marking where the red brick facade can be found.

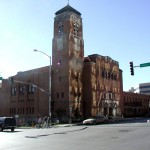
[122,92,150,117]
[51,5,84,122]
[0,5,150,125]
[0,67,49,125]
[82,55,123,118]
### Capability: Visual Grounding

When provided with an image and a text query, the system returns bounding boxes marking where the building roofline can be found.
[87,54,119,65]
[55,4,81,16]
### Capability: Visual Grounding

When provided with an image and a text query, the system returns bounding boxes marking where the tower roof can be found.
[55,4,81,16]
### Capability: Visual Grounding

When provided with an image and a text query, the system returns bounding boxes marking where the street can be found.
[1,120,150,150]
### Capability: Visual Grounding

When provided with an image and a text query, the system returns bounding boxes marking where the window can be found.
[102,70,105,78]
[56,93,59,98]
[13,108,16,114]
[101,69,118,81]
[29,107,31,114]
[106,93,109,99]
[61,92,64,98]
[105,70,108,78]
[58,22,63,37]
[74,22,79,37]
[32,107,34,114]
[111,73,114,80]
[28,84,35,94]
[108,71,111,79]
[20,108,22,114]
[19,86,25,95]
[109,93,112,99]
[11,87,17,96]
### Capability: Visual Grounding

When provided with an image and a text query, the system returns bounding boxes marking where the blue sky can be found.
[0,0,150,91]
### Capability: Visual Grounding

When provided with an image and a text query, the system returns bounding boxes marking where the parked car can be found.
[0,117,16,132]
[83,116,108,125]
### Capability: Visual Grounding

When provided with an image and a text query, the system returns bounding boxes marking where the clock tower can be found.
[51,4,84,122]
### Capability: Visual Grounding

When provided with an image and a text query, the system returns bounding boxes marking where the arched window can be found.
[105,70,107,78]
[108,71,111,79]
[102,70,105,78]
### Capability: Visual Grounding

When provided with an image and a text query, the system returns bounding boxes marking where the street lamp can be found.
[34,49,52,125]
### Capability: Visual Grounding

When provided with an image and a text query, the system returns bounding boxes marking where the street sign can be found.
[140,62,150,68]
[0,77,3,80]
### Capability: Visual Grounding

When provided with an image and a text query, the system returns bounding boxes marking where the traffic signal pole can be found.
[129,61,150,76]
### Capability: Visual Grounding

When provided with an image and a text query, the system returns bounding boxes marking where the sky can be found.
[0,0,150,91]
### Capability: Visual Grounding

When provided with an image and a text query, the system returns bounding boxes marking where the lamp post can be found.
[34,49,51,125]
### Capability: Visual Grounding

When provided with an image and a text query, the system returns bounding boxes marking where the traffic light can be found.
[130,61,134,75]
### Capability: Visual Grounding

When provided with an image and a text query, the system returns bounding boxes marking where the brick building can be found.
[82,55,123,118]
[0,4,150,124]
[122,92,150,117]
[0,67,49,125]
[51,4,84,122]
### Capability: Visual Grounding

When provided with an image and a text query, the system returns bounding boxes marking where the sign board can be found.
[140,62,150,68]
[0,77,3,80]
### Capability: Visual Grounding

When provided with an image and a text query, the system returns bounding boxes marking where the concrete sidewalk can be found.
[54,124,74,127]
[18,123,78,129]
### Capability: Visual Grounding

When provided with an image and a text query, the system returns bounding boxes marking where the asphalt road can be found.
[1,120,150,150]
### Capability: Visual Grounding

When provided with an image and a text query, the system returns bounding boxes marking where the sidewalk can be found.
[17,123,78,129]
[55,124,75,127]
